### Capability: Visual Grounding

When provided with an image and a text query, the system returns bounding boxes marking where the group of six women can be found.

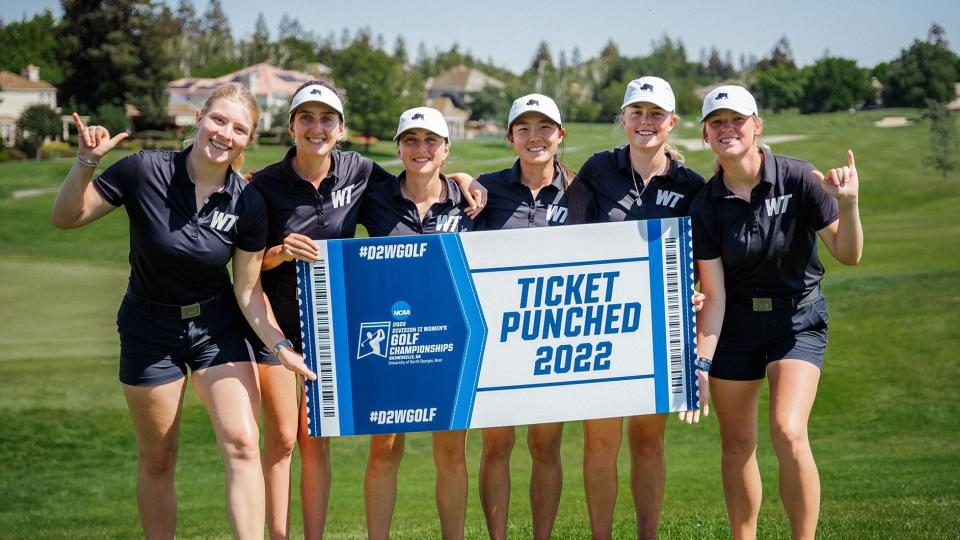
[52,72,862,540]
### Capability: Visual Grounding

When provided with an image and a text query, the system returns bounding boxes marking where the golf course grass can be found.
[0,108,957,538]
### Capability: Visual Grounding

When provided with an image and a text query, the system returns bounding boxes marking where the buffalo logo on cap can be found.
[526,99,540,106]
[310,88,323,95]
[715,92,728,100]
[640,83,654,92]
[411,113,425,120]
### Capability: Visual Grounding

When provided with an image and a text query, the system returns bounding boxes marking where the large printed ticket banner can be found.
[296,218,699,437]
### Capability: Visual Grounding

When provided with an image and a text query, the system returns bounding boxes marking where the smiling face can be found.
[508,112,565,167]
[702,109,763,160]
[621,103,677,151]
[289,102,344,158]
[194,97,254,167]
[397,128,449,178]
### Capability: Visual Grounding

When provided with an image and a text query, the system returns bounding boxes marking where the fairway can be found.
[1,109,959,539]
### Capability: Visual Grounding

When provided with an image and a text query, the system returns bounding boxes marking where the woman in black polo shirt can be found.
[359,107,474,540]
[471,93,574,540]
[691,85,862,540]
[573,76,707,540]
[248,81,483,539]
[51,83,305,540]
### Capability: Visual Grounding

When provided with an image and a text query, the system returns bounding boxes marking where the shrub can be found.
[0,147,28,161]
[39,141,74,159]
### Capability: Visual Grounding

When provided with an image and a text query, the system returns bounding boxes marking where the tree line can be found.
[0,1,957,144]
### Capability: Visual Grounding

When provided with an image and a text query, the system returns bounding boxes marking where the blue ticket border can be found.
[296,217,699,436]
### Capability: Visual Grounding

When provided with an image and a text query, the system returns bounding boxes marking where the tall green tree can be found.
[925,100,958,178]
[173,0,200,77]
[191,0,240,77]
[332,35,406,150]
[57,0,179,126]
[0,10,63,85]
[241,13,271,65]
[884,25,958,107]
[751,65,803,112]
[799,57,870,113]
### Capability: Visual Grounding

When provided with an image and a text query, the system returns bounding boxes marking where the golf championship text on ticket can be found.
[296,218,700,437]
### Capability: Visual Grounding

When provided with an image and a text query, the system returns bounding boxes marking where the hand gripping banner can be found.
[296,218,699,437]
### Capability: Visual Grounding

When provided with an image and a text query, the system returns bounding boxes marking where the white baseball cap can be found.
[507,94,563,129]
[622,76,676,112]
[700,85,758,122]
[394,107,449,140]
[289,83,344,121]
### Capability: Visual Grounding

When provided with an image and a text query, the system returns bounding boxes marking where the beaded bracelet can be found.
[76,152,100,168]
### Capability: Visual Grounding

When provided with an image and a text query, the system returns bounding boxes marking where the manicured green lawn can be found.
[1,109,958,538]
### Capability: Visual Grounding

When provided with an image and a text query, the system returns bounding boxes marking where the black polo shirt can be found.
[574,146,705,222]
[250,147,394,295]
[93,148,268,305]
[690,148,839,298]
[475,159,570,230]
[360,173,475,237]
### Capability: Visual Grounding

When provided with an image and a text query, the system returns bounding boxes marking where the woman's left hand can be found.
[678,369,710,424]
[814,149,859,203]
[692,291,705,312]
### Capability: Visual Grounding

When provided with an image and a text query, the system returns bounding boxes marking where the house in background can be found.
[425,65,504,110]
[0,65,58,147]
[947,82,960,111]
[424,66,504,139]
[167,62,332,131]
[426,96,470,140]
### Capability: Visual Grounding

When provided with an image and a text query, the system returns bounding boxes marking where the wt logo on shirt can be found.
[765,194,793,216]
[546,204,568,224]
[655,190,684,208]
[436,214,462,232]
[210,210,238,231]
[331,185,355,208]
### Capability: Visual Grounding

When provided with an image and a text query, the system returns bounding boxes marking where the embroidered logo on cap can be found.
[411,113,425,120]
[716,92,728,100]
[640,83,654,92]
[526,99,540,106]
[310,88,323,95]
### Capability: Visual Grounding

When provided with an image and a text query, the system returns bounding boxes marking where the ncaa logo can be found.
[391,301,411,321]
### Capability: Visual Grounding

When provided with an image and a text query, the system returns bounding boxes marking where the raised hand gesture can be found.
[813,149,859,203]
[73,112,128,161]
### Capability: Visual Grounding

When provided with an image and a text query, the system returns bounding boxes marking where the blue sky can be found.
[5,0,958,73]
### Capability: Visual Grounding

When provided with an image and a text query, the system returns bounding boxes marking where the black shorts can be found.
[117,291,253,386]
[249,287,303,365]
[711,293,829,381]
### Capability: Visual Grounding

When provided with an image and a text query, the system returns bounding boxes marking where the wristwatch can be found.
[693,357,713,373]
[273,339,294,355]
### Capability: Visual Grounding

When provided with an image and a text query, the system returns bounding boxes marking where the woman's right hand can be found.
[282,233,319,262]
[277,347,317,380]
[73,112,127,161]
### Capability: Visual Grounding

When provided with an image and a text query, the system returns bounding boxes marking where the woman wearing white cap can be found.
[691,85,861,540]
[248,83,483,539]
[472,93,576,540]
[572,76,707,540]
[359,106,475,540]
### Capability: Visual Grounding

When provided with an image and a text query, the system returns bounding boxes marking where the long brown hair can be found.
[198,83,261,171]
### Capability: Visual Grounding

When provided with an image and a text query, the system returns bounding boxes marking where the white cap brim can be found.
[289,84,344,121]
